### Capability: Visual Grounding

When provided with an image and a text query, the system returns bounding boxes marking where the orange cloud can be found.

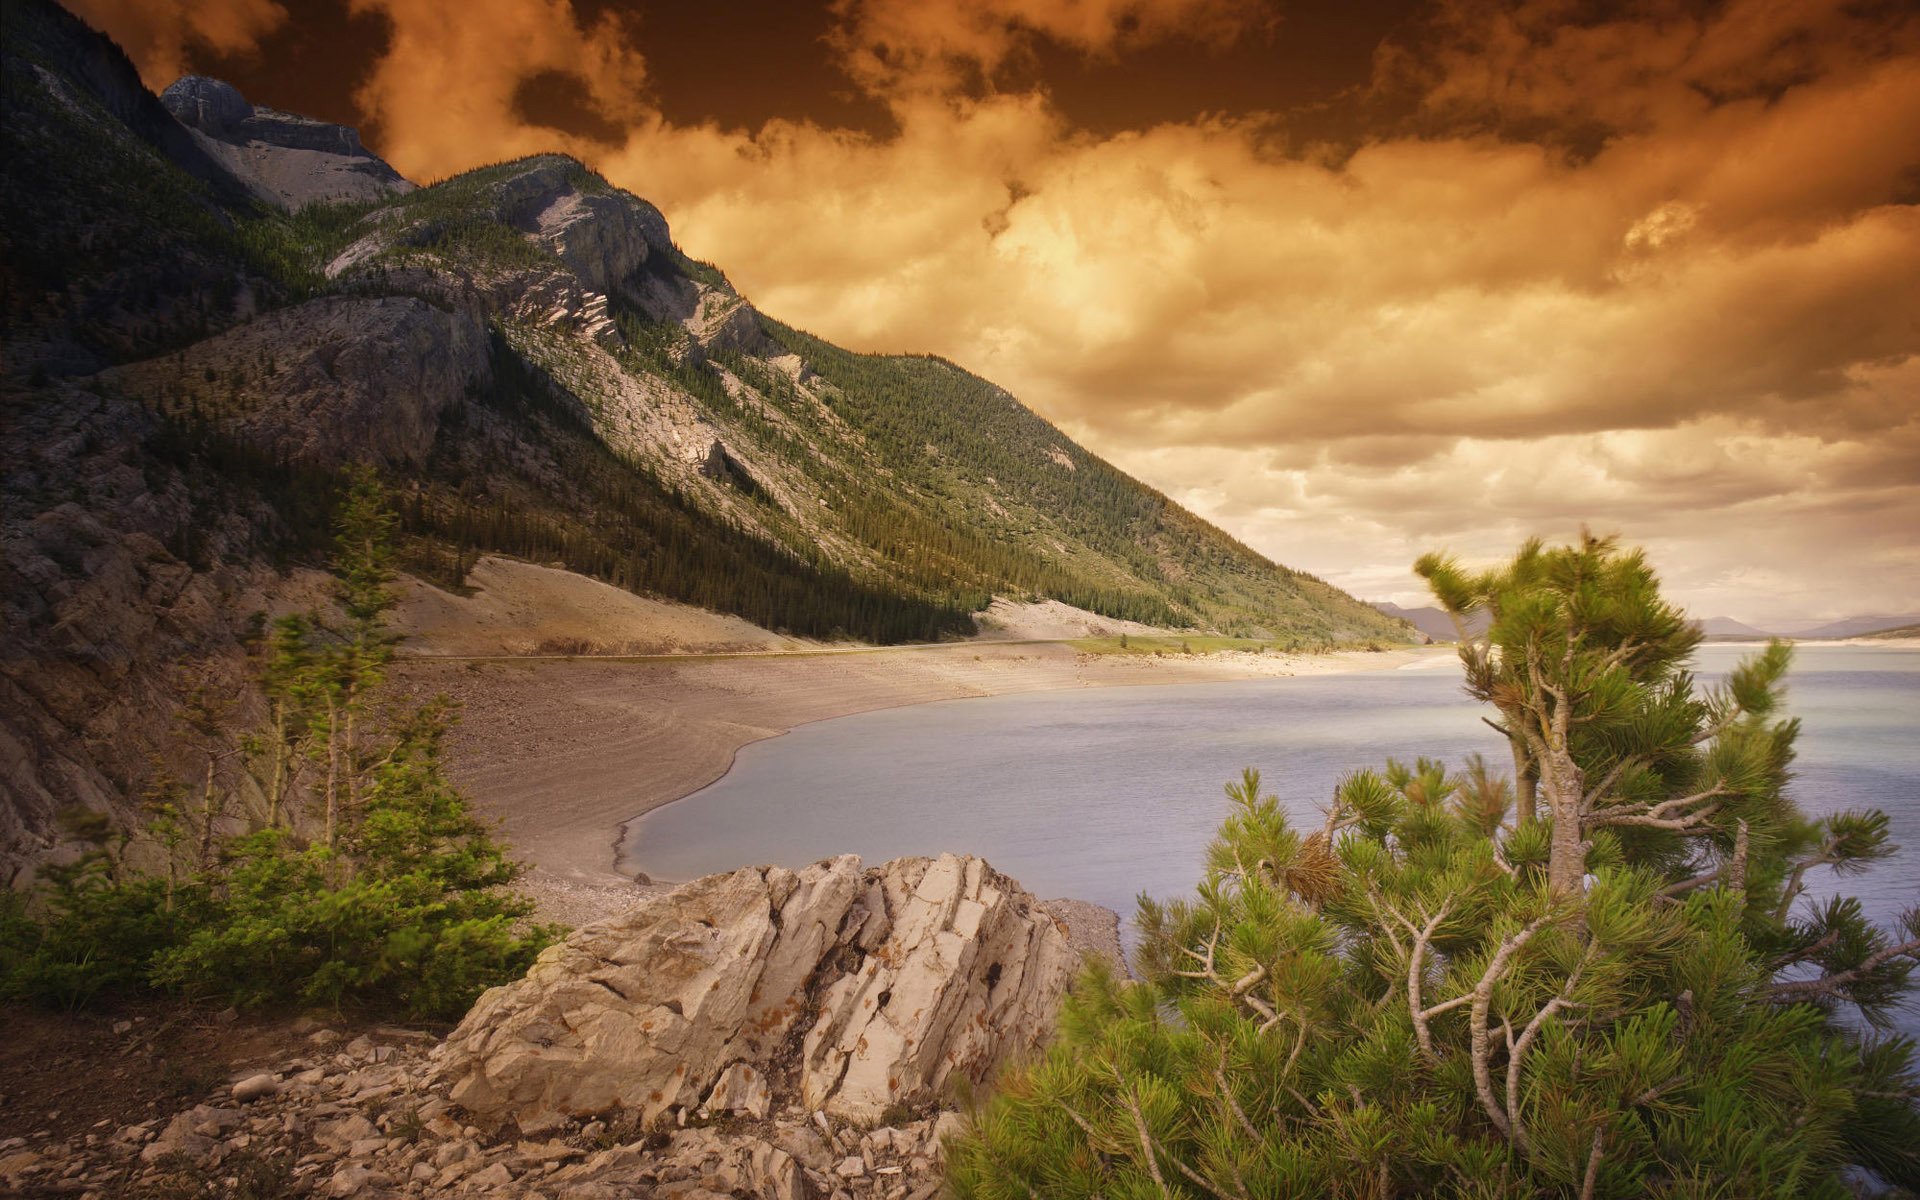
[825,0,1276,97]
[58,0,1920,619]
[345,0,651,182]
[66,0,286,89]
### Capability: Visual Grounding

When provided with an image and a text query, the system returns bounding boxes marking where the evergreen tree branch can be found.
[1505,953,1592,1153]
[1471,915,1553,1141]
[1121,1086,1175,1199]
[1579,1127,1605,1200]
[1768,937,1920,1003]
[1403,900,1454,1062]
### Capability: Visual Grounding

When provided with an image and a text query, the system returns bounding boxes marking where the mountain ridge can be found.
[1,0,1413,873]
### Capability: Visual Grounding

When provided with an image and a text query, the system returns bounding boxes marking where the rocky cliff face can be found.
[436,854,1079,1129]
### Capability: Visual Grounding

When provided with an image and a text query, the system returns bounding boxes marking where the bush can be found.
[1,471,556,1020]
[952,534,1920,1198]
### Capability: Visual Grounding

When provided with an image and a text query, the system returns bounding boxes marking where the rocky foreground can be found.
[0,854,1114,1198]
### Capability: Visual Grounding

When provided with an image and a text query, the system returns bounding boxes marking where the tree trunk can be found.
[1544,749,1587,897]
[324,693,339,849]
[267,710,285,829]
[198,755,218,869]
[1510,735,1537,826]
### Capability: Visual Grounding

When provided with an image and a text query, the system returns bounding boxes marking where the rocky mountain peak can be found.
[158,75,251,135]
[158,73,410,210]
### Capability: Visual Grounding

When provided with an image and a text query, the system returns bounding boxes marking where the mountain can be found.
[1792,613,1920,640]
[1691,616,1778,638]
[1370,602,1489,642]
[0,0,1413,869]
[1861,623,1920,641]
[158,74,413,210]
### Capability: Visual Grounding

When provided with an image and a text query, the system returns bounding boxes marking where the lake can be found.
[625,644,1920,1021]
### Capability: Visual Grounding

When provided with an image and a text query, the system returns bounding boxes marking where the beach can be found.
[396,633,1449,924]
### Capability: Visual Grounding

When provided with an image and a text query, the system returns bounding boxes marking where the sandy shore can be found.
[396,639,1449,922]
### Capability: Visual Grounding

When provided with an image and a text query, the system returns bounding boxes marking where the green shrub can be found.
[953,534,1920,1198]
[1,471,557,1020]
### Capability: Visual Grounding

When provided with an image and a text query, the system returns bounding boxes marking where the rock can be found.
[160,76,253,135]
[704,1062,772,1120]
[1039,897,1128,975]
[231,1073,279,1103]
[314,1114,377,1151]
[0,1149,42,1180]
[327,1163,372,1197]
[930,1112,968,1163]
[436,856,866,1127]
[469,1161,515,1187]
[835,1154,866,1178]
[515,1140,582,1166]
[801,856,1079,1121]
[160,76,411,208]
[507,164,661,294]
[434,854,1077,1129]
[139,1127,209,1164]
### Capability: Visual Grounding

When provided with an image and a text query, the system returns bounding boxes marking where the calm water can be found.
[626,645,1920,1020]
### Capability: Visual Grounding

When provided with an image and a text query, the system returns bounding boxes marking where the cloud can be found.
[65,0,1920,619]
[1398,0,1920,139]
[67,0,287,89]
[825,0,1276,98]
[344,0,651,182]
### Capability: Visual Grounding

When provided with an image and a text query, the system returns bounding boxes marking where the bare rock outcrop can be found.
[160,75,412,209]
[435,854,1079,1130]
[501,162,668,295]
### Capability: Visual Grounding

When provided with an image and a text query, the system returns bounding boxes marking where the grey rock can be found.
[326,1163,372,1197]
[434,854,1075,1128]
[159,76,251,135]
[160,75,411,209]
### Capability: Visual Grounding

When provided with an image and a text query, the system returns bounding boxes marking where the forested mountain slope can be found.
[0,0,1411,871]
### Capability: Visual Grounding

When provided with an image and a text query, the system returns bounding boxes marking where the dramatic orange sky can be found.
[78,0,1920,623]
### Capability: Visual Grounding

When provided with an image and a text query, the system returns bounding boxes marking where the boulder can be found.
[434,854,1080,1129]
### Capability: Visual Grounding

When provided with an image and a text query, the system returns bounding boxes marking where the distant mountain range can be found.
[1690,613,1920,640]
[1373,602,1920,643]
[1368,603,1487,642]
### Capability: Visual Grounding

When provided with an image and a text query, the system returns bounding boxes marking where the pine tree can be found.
[951,533,1920,1198]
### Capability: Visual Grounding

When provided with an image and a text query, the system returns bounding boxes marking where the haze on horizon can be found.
[75,0,1920,624]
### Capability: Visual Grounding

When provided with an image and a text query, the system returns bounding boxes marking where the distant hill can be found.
[1861,623,1920,641]
[1792,613,1920,640]
[1692,616,1779,638]
[1370,602,1489,642]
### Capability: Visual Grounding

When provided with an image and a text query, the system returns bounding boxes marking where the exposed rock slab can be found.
[434,854,1079,1130]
